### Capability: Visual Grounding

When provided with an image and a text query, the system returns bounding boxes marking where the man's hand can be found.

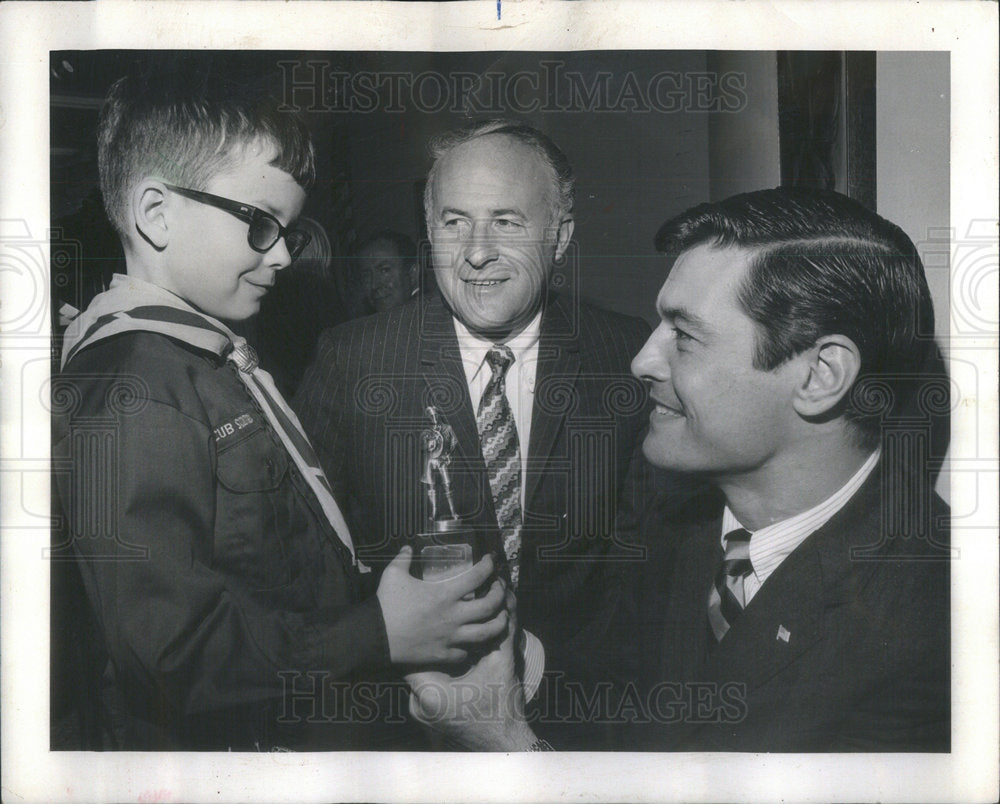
[405,590,538,751]
[377,547,507,665]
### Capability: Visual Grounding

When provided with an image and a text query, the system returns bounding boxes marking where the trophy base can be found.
[410,518,483,582]
[428,518,469,534]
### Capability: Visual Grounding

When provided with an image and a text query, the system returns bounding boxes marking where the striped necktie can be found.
[228,338,356,562]
[477,345,522,587]
[707,528,753,642]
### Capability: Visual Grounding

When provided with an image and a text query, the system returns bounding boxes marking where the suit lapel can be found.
[704,536,826,691]
[524,299,581,511]
[702,466,884,693]
[661,508,723,685]
[417,295,494,525]
[415,295,595,534]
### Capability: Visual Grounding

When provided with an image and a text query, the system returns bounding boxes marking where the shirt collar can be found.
[720,449,881,582]
[451,310,543,383]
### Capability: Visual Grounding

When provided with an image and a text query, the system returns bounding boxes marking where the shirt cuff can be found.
[521,628,545,703]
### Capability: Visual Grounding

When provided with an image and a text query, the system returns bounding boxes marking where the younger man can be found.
[406,187,950,752]
[53,72,506,750]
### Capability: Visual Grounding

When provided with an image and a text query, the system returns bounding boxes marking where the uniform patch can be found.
[214,411,261,444]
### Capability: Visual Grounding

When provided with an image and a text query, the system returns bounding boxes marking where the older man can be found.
[410,187,950,752]
[295,120,655,695]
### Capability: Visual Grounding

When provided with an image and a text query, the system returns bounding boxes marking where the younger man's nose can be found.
[631,328,670,383]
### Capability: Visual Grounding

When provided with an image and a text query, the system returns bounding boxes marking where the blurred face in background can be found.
[358,239,416,313]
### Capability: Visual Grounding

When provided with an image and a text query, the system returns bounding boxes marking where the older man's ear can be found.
[554,216,575,262]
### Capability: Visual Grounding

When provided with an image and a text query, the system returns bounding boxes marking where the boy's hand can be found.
[377,547,507,665]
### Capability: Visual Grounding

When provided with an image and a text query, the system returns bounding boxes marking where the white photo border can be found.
[2,2,997,802]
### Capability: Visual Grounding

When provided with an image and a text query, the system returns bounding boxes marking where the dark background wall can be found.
[48,48,952,493]
[326,51,718,321]
[49,50,948,326]
[49,50,759,325]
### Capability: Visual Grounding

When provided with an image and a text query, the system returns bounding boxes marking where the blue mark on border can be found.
[497,0,501,21]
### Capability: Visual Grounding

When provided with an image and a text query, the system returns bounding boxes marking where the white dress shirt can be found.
[721,449,881,605]
[450,312,545,697]
[451,311,542,512]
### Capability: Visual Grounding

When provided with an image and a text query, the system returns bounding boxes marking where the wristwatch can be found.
[527,738,555,751]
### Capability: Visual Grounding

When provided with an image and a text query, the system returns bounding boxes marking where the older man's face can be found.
[427,133,572,338]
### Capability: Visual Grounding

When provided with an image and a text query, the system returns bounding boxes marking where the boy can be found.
[52,72,506,750]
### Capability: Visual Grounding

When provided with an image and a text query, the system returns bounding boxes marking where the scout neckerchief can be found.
[61,274,357,562]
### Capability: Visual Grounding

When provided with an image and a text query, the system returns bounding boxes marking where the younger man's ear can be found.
[132,180,170,250]
[792,335,862,418]
[553,216,575,262]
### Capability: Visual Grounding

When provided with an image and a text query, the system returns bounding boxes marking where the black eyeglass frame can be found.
[163,184,311,260]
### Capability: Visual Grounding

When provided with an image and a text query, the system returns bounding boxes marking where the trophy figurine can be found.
[413,406,480,581]
[421,405,459,523]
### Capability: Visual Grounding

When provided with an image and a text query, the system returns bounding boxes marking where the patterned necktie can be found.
[707,528,753,642]
[477,345,522,587]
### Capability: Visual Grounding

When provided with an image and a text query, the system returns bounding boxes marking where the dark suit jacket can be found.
[295,292,657,677]
[614,457,951,752]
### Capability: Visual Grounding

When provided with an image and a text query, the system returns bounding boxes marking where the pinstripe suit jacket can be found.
[294,292,654,675]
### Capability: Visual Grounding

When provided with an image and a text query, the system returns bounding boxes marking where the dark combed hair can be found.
[423,119,575,222]
[97,70,315,237]
[655,187,936,448]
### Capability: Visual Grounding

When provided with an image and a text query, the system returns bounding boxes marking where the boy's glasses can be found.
[164,184,311,261]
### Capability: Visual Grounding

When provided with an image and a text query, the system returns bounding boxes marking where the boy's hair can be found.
[98,71,315,237]
[655,187,936,449]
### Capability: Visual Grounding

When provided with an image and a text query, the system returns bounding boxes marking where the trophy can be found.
[412,405,483,581]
